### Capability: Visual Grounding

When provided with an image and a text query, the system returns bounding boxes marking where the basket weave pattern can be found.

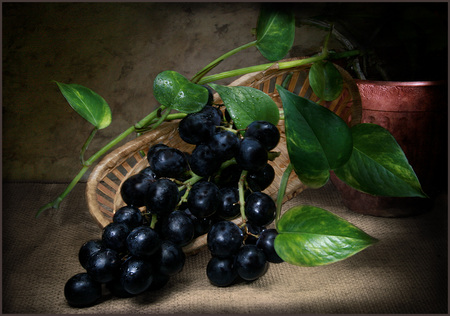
[86,60,362,254]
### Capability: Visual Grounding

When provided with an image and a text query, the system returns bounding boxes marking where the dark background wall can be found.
[3,2,447,182]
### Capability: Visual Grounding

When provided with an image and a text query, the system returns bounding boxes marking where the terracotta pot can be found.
[331,80,448,217]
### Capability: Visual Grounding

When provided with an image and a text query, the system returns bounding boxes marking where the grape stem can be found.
[150,214,158,229]
[238,170,248,222]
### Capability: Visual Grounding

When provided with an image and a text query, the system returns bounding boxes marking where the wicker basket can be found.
[86,58,362,255]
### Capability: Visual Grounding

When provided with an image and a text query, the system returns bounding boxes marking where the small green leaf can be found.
[275,205,377,266]
[153,70,209,113]
[55,82,112,129]
[309,61,343,101]
[208,84,279,130]
[334,123,427,197]
[276,85,352,188]
[255,4,295,61]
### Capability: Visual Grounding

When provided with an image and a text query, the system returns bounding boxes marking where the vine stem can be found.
[80,127,98,166]
[191,40,258,84]
[275,163,293,228]
[197,49,360,85]
[36,105,170,217]
[238,170,248,222]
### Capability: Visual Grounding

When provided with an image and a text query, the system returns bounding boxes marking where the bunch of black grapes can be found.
[177,105,284,287]
[64,103,284,307]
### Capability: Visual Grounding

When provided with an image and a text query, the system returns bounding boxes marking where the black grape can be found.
[206,256,238,287]
[235,244,268,281]
[245,120,280,151]
[245,192,276,227]
[256,228,284,263]
[207,221,244,258]
[64,273,102,307]
[235,138,268,172]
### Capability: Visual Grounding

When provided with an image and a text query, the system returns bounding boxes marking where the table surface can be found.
[3,181,447,314]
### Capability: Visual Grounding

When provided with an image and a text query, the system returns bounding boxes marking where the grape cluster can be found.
[179,106,284,287]
[64,104,284,307]
[64,203,187,307]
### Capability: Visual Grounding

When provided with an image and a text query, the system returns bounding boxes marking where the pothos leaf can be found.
[309,60,343,101]
[55,82,112,129]
[334,123,427,197]
[276,84,353,188]
[208,84,279,130]
[153,70,209,113]
[255,4,295,61]
[275,205,377,267]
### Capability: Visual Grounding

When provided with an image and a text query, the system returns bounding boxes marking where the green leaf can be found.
[153,70,209,113]
[275,205,377,266]
[208,84,279,130]
[309,61,343,101]
[276,85,353,188]
[55,82,112,129]
[255,4,295,61]
[334,123,427,197]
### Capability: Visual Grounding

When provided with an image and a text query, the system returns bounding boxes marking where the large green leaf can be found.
[55,82,112,129]
[276,85,353,188]
[255,5,295,61]
[275,205,377,267]
[208,84,279,130]
[309,61,343,101]
[153,70,209,113]
[334,123,427,197]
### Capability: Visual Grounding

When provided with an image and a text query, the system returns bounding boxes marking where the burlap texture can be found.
[2,182,447,314]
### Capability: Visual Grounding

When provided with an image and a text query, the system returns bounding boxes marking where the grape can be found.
[102,222,130,252]
[215,164,242,188]
[151,240,186,276]
[139,166,158,182]
[64,273,102,307]
[149,147,188,178]
[245,192,276,227]
[243,222,266,245]
[178,112,216,145]
[160,210,195,247]
[199,105,222,126]
[188,144,222,177]
[206,256,238,287]
[247,163,275,192]
[235,137,268,172]
[85,248,121,283]
[120,174,153,207]
[146,143,169,164]
[256,229,284,263]
[245,120,280,151]
[146,178,179,216]
[120,257,154,295]
[216,187,240,220]
[235,244,269,281]
[207,130,239,161]
[126,226,161,259]
[187,181,220,218]
[79,239,103,269]
[207,221,244,258]
[113,205,144,230]
[183,208,214,237]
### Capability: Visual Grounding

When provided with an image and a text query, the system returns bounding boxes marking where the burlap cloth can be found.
[3,181,447,314]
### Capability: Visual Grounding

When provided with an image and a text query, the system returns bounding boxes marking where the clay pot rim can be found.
[355,79,447,87]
